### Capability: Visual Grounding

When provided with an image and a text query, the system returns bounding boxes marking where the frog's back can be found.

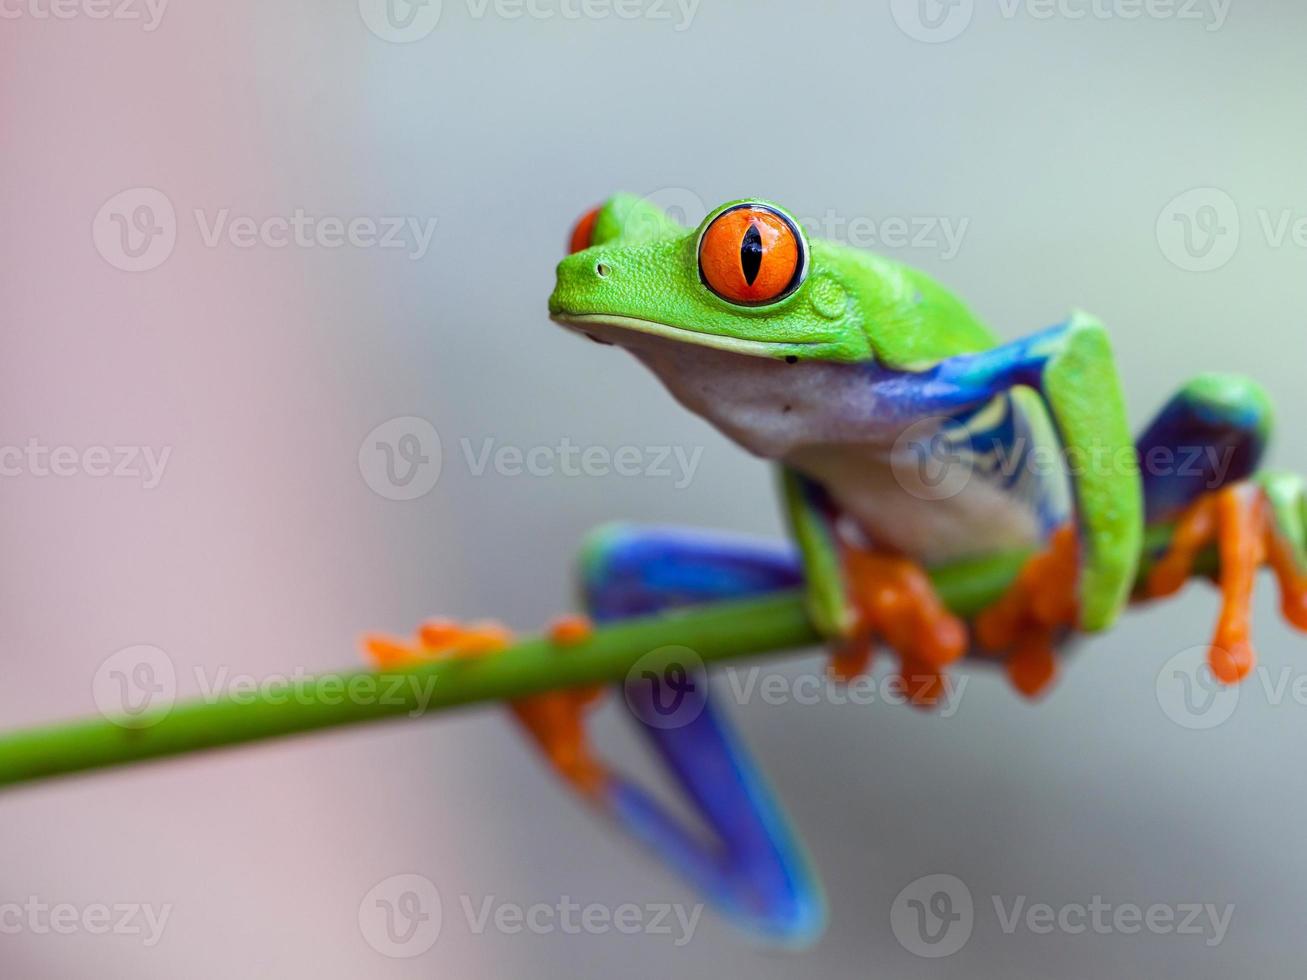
[824,243,998,368]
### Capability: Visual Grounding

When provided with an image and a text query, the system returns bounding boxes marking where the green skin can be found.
[547,194,1281,641]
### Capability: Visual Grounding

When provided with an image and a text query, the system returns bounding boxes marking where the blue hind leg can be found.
[1136,373,1273,523]
[569,524,825,946]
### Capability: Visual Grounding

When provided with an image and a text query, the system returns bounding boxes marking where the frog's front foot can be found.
[974,525,1079,699]
[831,547,968,708]
[362,614,609,794]
[1143,478,1307,684]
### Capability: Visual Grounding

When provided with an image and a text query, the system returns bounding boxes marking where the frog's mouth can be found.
[551,312,808,360]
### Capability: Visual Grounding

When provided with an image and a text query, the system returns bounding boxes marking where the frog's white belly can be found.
[612,330,1068,564]
[783,442,1045,564]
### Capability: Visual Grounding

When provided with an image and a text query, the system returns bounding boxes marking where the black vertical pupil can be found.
[740,223,764,286]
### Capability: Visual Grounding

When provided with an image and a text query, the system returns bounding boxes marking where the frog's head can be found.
[548,195,875,363]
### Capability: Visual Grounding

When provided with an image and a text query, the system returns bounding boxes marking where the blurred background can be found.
[3,1,1307,976]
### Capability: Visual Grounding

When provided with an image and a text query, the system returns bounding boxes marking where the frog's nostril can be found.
[595,262,611,279]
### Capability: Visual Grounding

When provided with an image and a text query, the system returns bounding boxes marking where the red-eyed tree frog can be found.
[367,194,1307,945]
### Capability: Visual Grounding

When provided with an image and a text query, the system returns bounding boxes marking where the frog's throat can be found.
[551,313,821,360]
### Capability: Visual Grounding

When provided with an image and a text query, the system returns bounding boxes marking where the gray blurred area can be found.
[4,1,1307,977]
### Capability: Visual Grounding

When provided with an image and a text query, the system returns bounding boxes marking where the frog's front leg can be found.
[894,314,1143,696]
[781,467,967,705]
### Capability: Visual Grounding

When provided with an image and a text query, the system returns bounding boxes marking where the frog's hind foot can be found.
[974,525,1079,699]
[1144,477,1307,683]
[834,547,968,708]
[362,615,609,794]
[362,618,515,667]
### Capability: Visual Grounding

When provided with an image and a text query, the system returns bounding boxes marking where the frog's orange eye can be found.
[697,204,805,306]
[568,206,601,254]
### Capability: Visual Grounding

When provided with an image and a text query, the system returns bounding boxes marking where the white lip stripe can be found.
[552,313,830,359]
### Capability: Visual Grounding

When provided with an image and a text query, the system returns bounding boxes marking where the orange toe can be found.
[975,525,1076,698]
[510,690,607,795]
[547,614,594,646]
[843,547,968,670]
[1208,485,1264,682]
[828,634,875,683]
[362,613,608,795]
[898,655,948,710]
[362,634,420,670]
[1005,634,1058,700]
[1147,485,1270,686]
[363,619,514,669]
[832,546,968,709]
[1265,523,1307,632]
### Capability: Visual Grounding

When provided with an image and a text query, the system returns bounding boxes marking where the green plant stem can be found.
[0,528,1196,791]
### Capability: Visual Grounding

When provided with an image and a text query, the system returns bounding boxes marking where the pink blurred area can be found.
[1,7,478,978]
